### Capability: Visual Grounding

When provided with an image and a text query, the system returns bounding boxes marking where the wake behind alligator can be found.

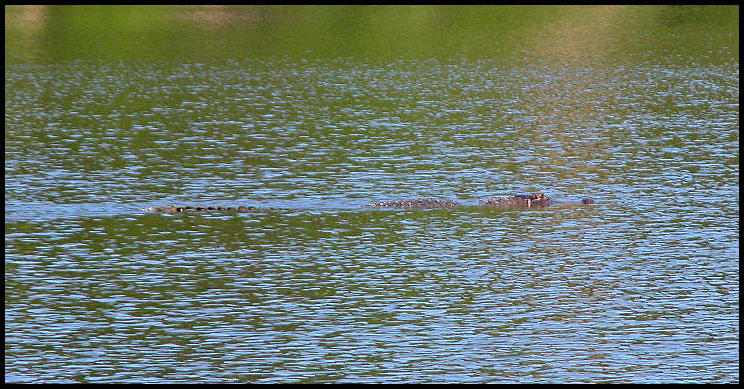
[143,193,594,213]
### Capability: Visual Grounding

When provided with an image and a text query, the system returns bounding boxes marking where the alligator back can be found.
[366,199,461,208]
[481,193,595,207]
[143,205,269,213]
[480,193,551,208]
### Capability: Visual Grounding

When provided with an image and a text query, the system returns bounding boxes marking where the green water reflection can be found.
[5,5,739,63]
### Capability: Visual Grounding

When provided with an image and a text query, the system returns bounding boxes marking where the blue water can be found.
[5,5,739,384]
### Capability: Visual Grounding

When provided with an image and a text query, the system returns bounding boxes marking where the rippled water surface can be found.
[5,5,739,383]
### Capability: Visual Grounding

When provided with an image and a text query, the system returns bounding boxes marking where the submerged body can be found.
[143,193,594,213]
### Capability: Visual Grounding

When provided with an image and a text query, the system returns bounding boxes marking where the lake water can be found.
[5,5,739,383]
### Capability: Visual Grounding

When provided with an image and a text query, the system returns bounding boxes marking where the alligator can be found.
[482,193,595,207]
[368,193,594,208]
[143,193,594,213]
